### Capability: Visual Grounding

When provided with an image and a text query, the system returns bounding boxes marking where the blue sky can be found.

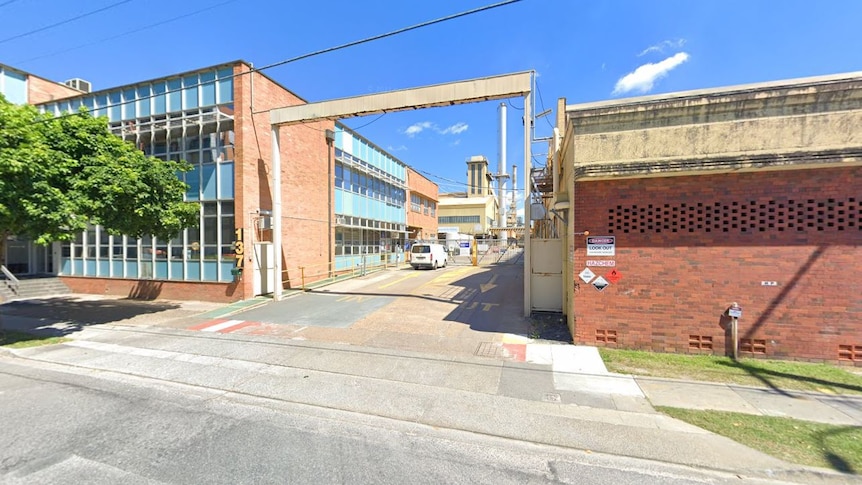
[2,0,862,204]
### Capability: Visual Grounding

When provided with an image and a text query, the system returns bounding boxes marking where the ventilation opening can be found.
[688,335,713,350]
[596,329,617,344]
[740,338,767,354]
[608,197,860,234]
[838,344,862,362]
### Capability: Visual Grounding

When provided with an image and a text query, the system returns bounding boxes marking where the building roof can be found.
[438,196,495,207]
[567,70,862,113]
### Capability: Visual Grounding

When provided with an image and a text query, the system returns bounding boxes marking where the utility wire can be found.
[13,0,238,65]
[535,79,554,130]
[12,0,523,129]
[0,0,20,9]
[0,0,134,45]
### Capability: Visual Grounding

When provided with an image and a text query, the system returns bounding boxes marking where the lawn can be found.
[599,348,862,395]
[0,330,71,349]
[659,406,862,473]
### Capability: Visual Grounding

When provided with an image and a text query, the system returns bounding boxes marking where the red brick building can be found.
[550,72,862,362]
[406,167,439,241]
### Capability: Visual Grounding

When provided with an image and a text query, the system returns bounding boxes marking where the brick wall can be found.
[407,167,439,239]
[28,76,81,104]
[62,276,238,302]
[571,166,862,363]
[234,64,334,297]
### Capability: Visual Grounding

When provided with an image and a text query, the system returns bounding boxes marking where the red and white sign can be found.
[605,269,623,284]
[586,260,615,267]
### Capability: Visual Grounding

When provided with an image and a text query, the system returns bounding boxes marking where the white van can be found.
[410,243,447,270]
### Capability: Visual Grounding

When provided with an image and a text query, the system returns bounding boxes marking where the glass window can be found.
[216,67,233,104]
[200,71,216,106]
[137,86,151,117]
[183,74,199,109]
[153,82,167,114]
[108,91,122,122]
[122,89,136,120]
[167,78,181,112]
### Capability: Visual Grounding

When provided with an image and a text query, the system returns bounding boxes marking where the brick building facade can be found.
[552,72,862,362]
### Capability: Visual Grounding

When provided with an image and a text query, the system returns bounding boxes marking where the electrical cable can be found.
[13,0,238,65]
[8,0,523,130]
[0,0,134,45]
[535,80,554,130]
[0,0,20,9]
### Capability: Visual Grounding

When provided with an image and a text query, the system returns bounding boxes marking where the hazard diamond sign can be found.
[605,269,622,284]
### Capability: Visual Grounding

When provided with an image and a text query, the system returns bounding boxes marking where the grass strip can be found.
[658,406,862,473]
[0,331,71,349]
[600,348,862,395]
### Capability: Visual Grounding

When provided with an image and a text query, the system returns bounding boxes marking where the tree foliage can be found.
[0,96,199,244]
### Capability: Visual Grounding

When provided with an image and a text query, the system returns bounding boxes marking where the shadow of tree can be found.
[815,426,861,474]
[716,359,862,395]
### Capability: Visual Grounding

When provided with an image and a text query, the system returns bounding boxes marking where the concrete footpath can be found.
[2,289,862,482]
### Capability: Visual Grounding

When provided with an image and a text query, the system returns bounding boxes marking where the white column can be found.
[523,77,532,317]
[272,126,283,301]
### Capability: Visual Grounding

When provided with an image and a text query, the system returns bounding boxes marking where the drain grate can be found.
[475,342,502,358]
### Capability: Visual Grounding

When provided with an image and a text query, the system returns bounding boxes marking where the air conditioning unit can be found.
[64,78,92,93]
[335,216,346,225]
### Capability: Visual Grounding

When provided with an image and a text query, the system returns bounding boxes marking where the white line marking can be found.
[200,319,245,332]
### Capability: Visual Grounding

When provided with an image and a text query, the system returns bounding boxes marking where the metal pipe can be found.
[523,74,533,317]
[272,126,282,301]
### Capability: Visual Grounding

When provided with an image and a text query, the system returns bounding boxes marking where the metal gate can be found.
[530,238,562,312]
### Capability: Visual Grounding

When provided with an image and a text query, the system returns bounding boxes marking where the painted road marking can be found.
[463,302,500,311]
[188,319,260,334]
[336,295,373,303]
[378,272,420,289]
[430,267,472,284]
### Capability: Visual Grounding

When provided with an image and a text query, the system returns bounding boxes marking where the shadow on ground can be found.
[0,296,181,337]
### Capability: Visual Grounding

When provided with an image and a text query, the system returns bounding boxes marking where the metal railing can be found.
[0,265,19,295]
[281,255,407,292]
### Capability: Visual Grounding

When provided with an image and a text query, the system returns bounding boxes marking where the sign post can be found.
[728,303,743,360]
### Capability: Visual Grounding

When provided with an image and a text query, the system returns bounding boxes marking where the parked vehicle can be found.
[410,243,447,270]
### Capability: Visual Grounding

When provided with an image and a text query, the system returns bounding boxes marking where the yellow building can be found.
[437,156,498,237]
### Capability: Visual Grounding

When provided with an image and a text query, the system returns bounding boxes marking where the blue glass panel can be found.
[137,86,151,117]
[112,261,123,277]
[73,259,83,275]
[218,162,234,199]
[123,89,136,120]
[335,190,343,213]
[200,71,216,106]
[155,261,168,279]
[71,99,83,112]
[335,129,343,150]
[98,260,110,276]
[82,96,95,111]
[85,260,97,276]
[93,94,107,118]
[59,101,71,114]
[186,166,200,200]
[108,91,121,122]
[203,261,218,281]
[219,262,234,282]
[169,262,184,280]
[61,259,71,275]
[3,70,27,104]
[183,75,199,109]
[216,68,233,103]
[201,164,217,200]
[153,83,166,114]
[167,79,181,111]
[186,261,201,280]
[125,262,139,278]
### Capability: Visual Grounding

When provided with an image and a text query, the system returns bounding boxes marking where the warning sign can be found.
[586,236,615,256]
[586,260,615,267]
[592,276,610,292]
[605,269,622,284]
[578,268,596,284]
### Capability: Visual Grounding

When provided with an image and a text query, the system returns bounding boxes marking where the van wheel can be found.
[432,260,438,270]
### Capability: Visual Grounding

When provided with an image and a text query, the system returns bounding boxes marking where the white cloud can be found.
[440,122,468,135]
[638,39,686,57]
[404,121,433,137]
[612,52,690,96]
[402,121,468,137]
[387,145,408,152]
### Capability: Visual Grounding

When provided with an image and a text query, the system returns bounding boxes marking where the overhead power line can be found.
[0,0,134,45]
[0,0,21,9]
[14,0,238,65]
[16,0,523,128]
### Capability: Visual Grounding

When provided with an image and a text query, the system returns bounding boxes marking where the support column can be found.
[272,126,282,301]
[523,76,532,317]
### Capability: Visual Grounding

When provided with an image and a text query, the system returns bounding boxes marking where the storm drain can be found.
[475,342,503,358]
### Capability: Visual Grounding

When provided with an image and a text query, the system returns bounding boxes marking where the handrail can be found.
[0,264,19,295]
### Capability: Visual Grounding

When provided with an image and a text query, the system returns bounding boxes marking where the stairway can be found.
[0,275,71,303]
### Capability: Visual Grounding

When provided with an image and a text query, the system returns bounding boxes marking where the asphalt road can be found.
[0,359,789,485]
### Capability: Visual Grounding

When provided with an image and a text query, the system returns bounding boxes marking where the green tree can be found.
[0,95,199,247]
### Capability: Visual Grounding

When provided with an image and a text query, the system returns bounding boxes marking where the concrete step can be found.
[0,276,71,302]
